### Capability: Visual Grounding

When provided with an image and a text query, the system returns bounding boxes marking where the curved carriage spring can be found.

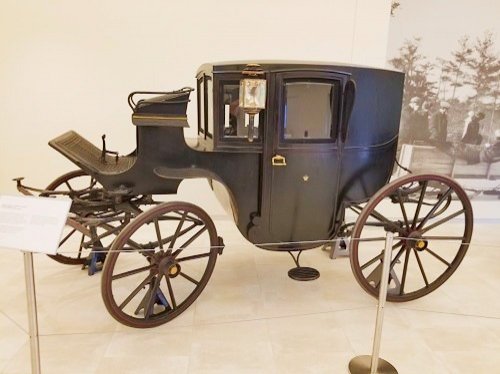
[394,157,412,174]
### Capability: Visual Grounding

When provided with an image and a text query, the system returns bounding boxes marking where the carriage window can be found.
[283,81,336,140]
[206,77,214,137]
[221,83,260,140]
[197,78,205,136]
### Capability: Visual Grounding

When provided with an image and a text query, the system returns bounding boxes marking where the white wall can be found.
[0,0,391,207]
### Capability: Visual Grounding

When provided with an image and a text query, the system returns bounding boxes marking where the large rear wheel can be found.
[350,174,473,302]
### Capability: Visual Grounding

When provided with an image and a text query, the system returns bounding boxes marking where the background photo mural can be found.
[388,0,500,199]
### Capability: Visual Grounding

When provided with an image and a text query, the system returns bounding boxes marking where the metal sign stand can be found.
[0,195,72,374]
[348,232,398,374]
[23,251,42,374]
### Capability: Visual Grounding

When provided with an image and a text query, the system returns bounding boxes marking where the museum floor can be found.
[1,218,499,373]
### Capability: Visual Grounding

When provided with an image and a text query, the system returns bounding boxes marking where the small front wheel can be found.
[101,202,220,328]
[43,170,97,265]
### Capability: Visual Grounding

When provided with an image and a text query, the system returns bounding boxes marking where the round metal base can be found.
[349,355,397,374]
[287,266,320,281]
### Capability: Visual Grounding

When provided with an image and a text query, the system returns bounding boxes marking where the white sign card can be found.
[0,195,71,254]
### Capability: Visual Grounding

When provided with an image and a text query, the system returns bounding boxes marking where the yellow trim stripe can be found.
[132,114,187,121]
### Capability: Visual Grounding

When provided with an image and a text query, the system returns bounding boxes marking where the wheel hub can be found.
[167,263,181,278]
[406,231,427,251]
[158,256,181,278]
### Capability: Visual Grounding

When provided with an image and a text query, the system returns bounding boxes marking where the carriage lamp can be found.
[240,64,266,142]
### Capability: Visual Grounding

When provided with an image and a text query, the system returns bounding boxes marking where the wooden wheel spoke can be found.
[179,226,208,248]
[64,181,74,192]
[143,222,197,251]
[368,209,402,233]
[112,264,156,280]
[397,189,410,229]
[365,245,405,287]
[420,209,466,234]
[77,234,85,259]
[59,228,77,246]
[425,247,452,267]
[413,249,429,287]
[154,219,163,249]
[156,214,201,224]
[360,241,403,270]
[169,211,187,249]
[417,187,453,230]
[119,273,155,310]
[390,247,406,268]
[177,251,212,263]
[172,226,208,258]
[361,253,383,271]
[93,223,123,242]
[124,238,150,255]
[412,181,428,229]
[166,277,177,309]
[162,222,198,247]
[399,248,411,295]
[171,210,203,223]
[179,271,199,285]
[350,204,364,215]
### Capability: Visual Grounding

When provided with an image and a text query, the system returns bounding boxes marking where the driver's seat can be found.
[49,130,136,176]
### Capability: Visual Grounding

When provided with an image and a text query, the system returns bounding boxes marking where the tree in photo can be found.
[389,37,436,108]
[441,36,474,102]
[465,31,500,106]
[464,31,500,136]
[390,38,437,144]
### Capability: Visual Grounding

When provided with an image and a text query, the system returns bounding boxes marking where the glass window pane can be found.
[284,81,334,140]
[221,83,259,140]
[199,79,205,135]
[206,78,214,135]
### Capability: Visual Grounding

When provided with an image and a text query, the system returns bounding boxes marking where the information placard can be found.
[0,195,71,254]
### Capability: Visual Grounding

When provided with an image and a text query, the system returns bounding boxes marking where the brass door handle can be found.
[272,154,287,166]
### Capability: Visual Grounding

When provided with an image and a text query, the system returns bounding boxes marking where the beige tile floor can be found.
[1,218,499,373]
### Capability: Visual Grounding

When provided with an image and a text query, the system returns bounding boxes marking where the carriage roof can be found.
[196,60,402,76]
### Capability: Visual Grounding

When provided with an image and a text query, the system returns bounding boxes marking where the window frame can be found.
[204,75,214,139]
[277,71,345,148]
[197,76,205,137]
[213,73,265,150]
[197,73,215,139]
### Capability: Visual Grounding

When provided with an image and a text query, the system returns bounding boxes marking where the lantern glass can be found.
[239,79,266,110]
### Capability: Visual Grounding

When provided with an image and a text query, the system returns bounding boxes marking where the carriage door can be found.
[264,71,345,243]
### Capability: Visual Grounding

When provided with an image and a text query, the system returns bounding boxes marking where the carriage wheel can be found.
[350,173,473,302]
[101,202,220,328]
[43,170,97,265]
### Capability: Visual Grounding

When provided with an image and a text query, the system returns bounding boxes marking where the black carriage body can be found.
[50,61,404,250]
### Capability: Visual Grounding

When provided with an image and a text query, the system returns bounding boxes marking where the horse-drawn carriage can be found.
[16,61,473,328]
